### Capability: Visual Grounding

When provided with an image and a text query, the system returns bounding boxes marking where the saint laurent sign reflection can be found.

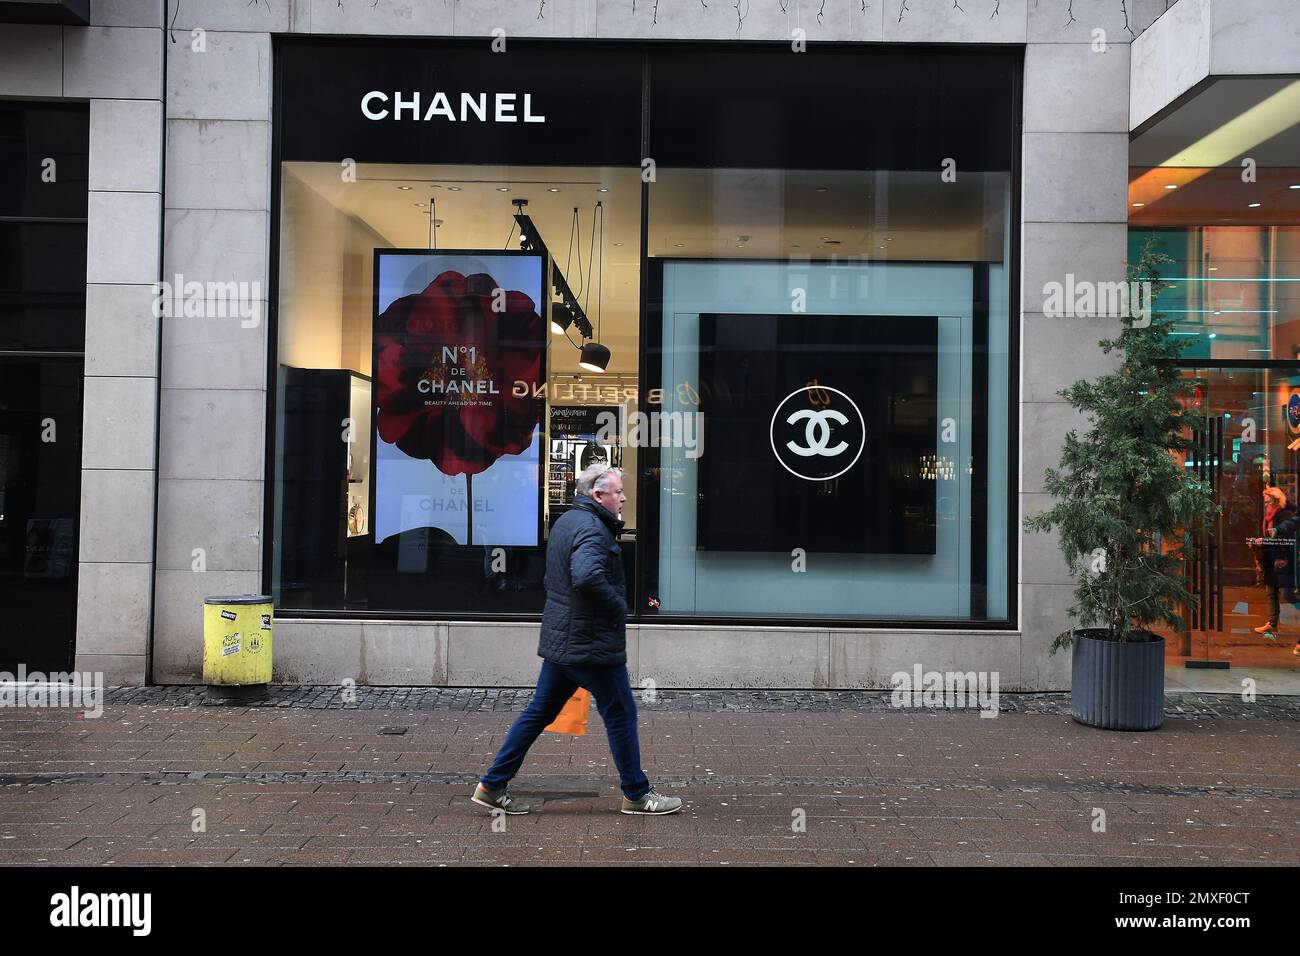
[361,91,546,123]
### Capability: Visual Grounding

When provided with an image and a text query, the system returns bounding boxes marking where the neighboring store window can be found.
[0,102,88,672]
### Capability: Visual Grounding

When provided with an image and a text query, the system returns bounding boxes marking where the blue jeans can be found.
[480,659,651,800]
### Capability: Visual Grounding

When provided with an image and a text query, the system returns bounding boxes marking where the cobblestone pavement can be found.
[1,688,1297,866]
[103,685,1300,720]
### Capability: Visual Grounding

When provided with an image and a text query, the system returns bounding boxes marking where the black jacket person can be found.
[538,494,628,667]
[472,464,682,815]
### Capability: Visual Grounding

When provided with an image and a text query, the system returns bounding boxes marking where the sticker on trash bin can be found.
[220,609,237,621]
[247,634,262,654]
[260,614,272,630]
[222,633,241,656]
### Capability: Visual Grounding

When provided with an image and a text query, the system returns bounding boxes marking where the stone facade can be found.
[7,0,1238,688]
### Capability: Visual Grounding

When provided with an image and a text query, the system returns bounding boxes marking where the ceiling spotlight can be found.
[1290,184,1300,190]
[448,186,462,192]
[1208,266,1218,272]
[1132,202,1145,207]
[820,236,833,241]
[1164,184,1178,190]
[547,187,561,193]
[613,242,624,247]
[579,341,611,373]
[673,242,684,248]
[415,202,426,207]
[551,301,574,335]
[597,187,609,193]
[884,237,893,242]
[1248,202,1262,208]
[497,187,510,192]
[398,185,413,190]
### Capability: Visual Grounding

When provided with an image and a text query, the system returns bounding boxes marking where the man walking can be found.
[472,463,682,815]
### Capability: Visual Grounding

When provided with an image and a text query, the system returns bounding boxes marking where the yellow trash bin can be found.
[203,594,272,700]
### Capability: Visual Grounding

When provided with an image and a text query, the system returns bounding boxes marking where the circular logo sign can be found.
[1288,391,1300,435]
[769,385,866,481]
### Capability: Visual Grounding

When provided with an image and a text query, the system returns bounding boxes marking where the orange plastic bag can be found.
[544,688,591,736]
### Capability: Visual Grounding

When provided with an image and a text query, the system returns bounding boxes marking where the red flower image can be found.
[375,268,544,476]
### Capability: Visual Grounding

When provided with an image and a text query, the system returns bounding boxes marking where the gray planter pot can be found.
[1071,629,1165,731]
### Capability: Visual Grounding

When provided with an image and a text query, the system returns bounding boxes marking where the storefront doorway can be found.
[1172,365,1300,671]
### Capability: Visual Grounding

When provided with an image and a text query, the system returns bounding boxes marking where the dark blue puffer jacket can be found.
[538,495,628,666]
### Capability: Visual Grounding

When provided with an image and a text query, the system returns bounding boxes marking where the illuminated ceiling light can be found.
[1249,202,1262,208]
[398,185,413,190]
[1132,202,1145,207]
[547,187,561,193]
[497,187,510,192]
[447,186,462,191]
[820,236,833,241]
[597,187,609,193]
[579,341,611,372]
[1290,184,1300,189]
[1161,80,1300,168]
[1129,80,1300,199]
[673,242,684,248]
[612,242,624,247]
[1165,184,1178,190]
[1209,266,1218,271]
[551,301,574,335]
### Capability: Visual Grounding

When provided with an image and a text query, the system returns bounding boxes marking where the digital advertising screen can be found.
[371,250,546,548]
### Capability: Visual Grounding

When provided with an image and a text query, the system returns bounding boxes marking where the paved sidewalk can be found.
[1,689,1297,866]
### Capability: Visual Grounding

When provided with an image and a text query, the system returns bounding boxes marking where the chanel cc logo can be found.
[785,409,850,457]
[769,385,866,482]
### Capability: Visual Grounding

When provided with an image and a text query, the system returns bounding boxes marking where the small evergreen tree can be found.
[1025,239,1217,650]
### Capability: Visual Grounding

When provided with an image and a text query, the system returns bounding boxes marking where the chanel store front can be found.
[264,38,1020,687]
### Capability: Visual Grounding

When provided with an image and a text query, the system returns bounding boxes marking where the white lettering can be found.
[361,91,389,120]
[393,91,420,120]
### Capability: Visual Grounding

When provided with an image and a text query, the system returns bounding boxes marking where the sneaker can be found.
[1254,623,1277,633]
[1262,630,1279,643]
[471,783,530,814]
[620,789,683,815]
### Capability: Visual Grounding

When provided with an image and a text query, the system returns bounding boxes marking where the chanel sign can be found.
[696,312,938,555]
[770,385,866,482]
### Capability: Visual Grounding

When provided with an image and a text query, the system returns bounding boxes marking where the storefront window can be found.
[269,40,1017,623]
[1129,74,1300,667]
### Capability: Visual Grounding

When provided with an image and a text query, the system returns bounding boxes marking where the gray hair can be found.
[576,462,621,497]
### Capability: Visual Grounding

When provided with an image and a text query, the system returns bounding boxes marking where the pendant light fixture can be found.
[578,200,611,372]
[579,340,611,372]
